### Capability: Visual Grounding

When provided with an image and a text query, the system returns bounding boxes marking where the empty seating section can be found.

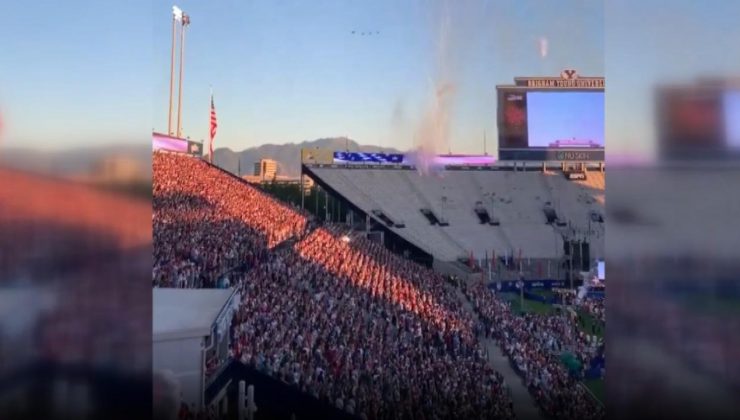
[310,167,605,262]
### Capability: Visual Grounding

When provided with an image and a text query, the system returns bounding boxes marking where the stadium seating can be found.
[153,152,308,288]
[310,167,605,263]
[464,283,605,420]
[153,153,517,419]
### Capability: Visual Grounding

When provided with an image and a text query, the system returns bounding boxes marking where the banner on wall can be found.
[489,279,566,292]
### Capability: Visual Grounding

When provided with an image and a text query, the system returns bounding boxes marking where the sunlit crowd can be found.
[153,152,609,419]
[153,152,307,288]
[463,283,605,420]
[230,225,515,419]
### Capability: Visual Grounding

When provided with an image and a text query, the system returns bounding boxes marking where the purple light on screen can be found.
[153,133,188,153]
[432,155,497,165]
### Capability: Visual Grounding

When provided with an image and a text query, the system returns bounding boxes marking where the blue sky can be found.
[0,0,152,150]
[0,0,603,152]
[526,92,604,148]
[150,0,604,153]
[0,1,736,156]
[605,0,740,158]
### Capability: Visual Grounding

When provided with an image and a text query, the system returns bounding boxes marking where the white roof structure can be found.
[153,288,236,341]
[311,167,605,261]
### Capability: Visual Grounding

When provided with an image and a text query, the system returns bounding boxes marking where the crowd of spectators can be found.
[463,283,605,420]
[152,153,612,419]
[553,288,606,335]
[153,152,307,288]
[229,225,515,419]
[153,153,515,419]
[577,296,605,325]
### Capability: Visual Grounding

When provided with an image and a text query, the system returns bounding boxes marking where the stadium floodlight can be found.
[168,6,183,135]
[173,5,183,21]
[175,10,190,138]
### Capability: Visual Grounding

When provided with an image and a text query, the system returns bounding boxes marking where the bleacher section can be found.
[310,167,605,263]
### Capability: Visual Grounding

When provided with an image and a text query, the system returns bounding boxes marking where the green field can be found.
[502,293,556,315]
[577,309,604,339]
[583,378,605,405]
[529,288,557,301]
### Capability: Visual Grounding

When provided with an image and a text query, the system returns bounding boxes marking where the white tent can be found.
[153,288,238,410]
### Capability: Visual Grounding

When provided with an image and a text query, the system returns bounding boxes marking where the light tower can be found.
[176,11,190,138]
[168,6,182,136]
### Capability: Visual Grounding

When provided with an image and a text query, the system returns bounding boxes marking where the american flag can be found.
[209,92,217,162]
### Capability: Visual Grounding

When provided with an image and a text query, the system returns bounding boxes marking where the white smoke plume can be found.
[390,98,406,138]
[538,36,549,58]
[411,0,484,176]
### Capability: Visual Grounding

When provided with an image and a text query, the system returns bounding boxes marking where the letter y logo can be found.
[561,69,578,80]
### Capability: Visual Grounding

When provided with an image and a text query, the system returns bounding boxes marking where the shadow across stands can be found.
[154,153,516,419]
[207,361,358,420]
[226,228,511,418]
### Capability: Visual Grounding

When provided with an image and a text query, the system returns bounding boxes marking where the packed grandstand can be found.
[153,150,606,420]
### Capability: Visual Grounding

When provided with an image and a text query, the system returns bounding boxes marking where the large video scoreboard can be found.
[497,71,605,161]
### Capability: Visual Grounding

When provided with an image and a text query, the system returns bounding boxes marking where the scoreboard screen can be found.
[496,74,605,161]
[499,91,604,149]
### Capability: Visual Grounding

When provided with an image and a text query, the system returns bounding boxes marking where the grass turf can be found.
[529,288,556,301]
[502,293,556,315]
[576,309,604,339]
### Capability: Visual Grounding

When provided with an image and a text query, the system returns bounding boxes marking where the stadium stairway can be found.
[400,171,468,255]
[470,172,517,253]
[453,286,545,420]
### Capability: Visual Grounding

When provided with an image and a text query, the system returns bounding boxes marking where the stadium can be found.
[152,70,607,419]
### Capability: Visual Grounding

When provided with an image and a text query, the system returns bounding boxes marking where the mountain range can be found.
[213,137,404,178]
[0,137,403,180]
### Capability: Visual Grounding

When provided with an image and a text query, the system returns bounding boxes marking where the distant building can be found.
[253,158,278,181]
[242,173,314,192]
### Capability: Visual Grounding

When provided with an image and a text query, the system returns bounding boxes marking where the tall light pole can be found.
[176,12,190,138]
[168,6,182,135]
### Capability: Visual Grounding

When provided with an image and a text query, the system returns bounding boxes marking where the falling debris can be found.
[538,37,549,58]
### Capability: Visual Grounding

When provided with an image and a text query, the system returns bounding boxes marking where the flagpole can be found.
[209,85,214,165]
[176,13,190,138]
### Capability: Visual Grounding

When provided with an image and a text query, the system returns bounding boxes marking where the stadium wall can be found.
[220,361,359,420]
